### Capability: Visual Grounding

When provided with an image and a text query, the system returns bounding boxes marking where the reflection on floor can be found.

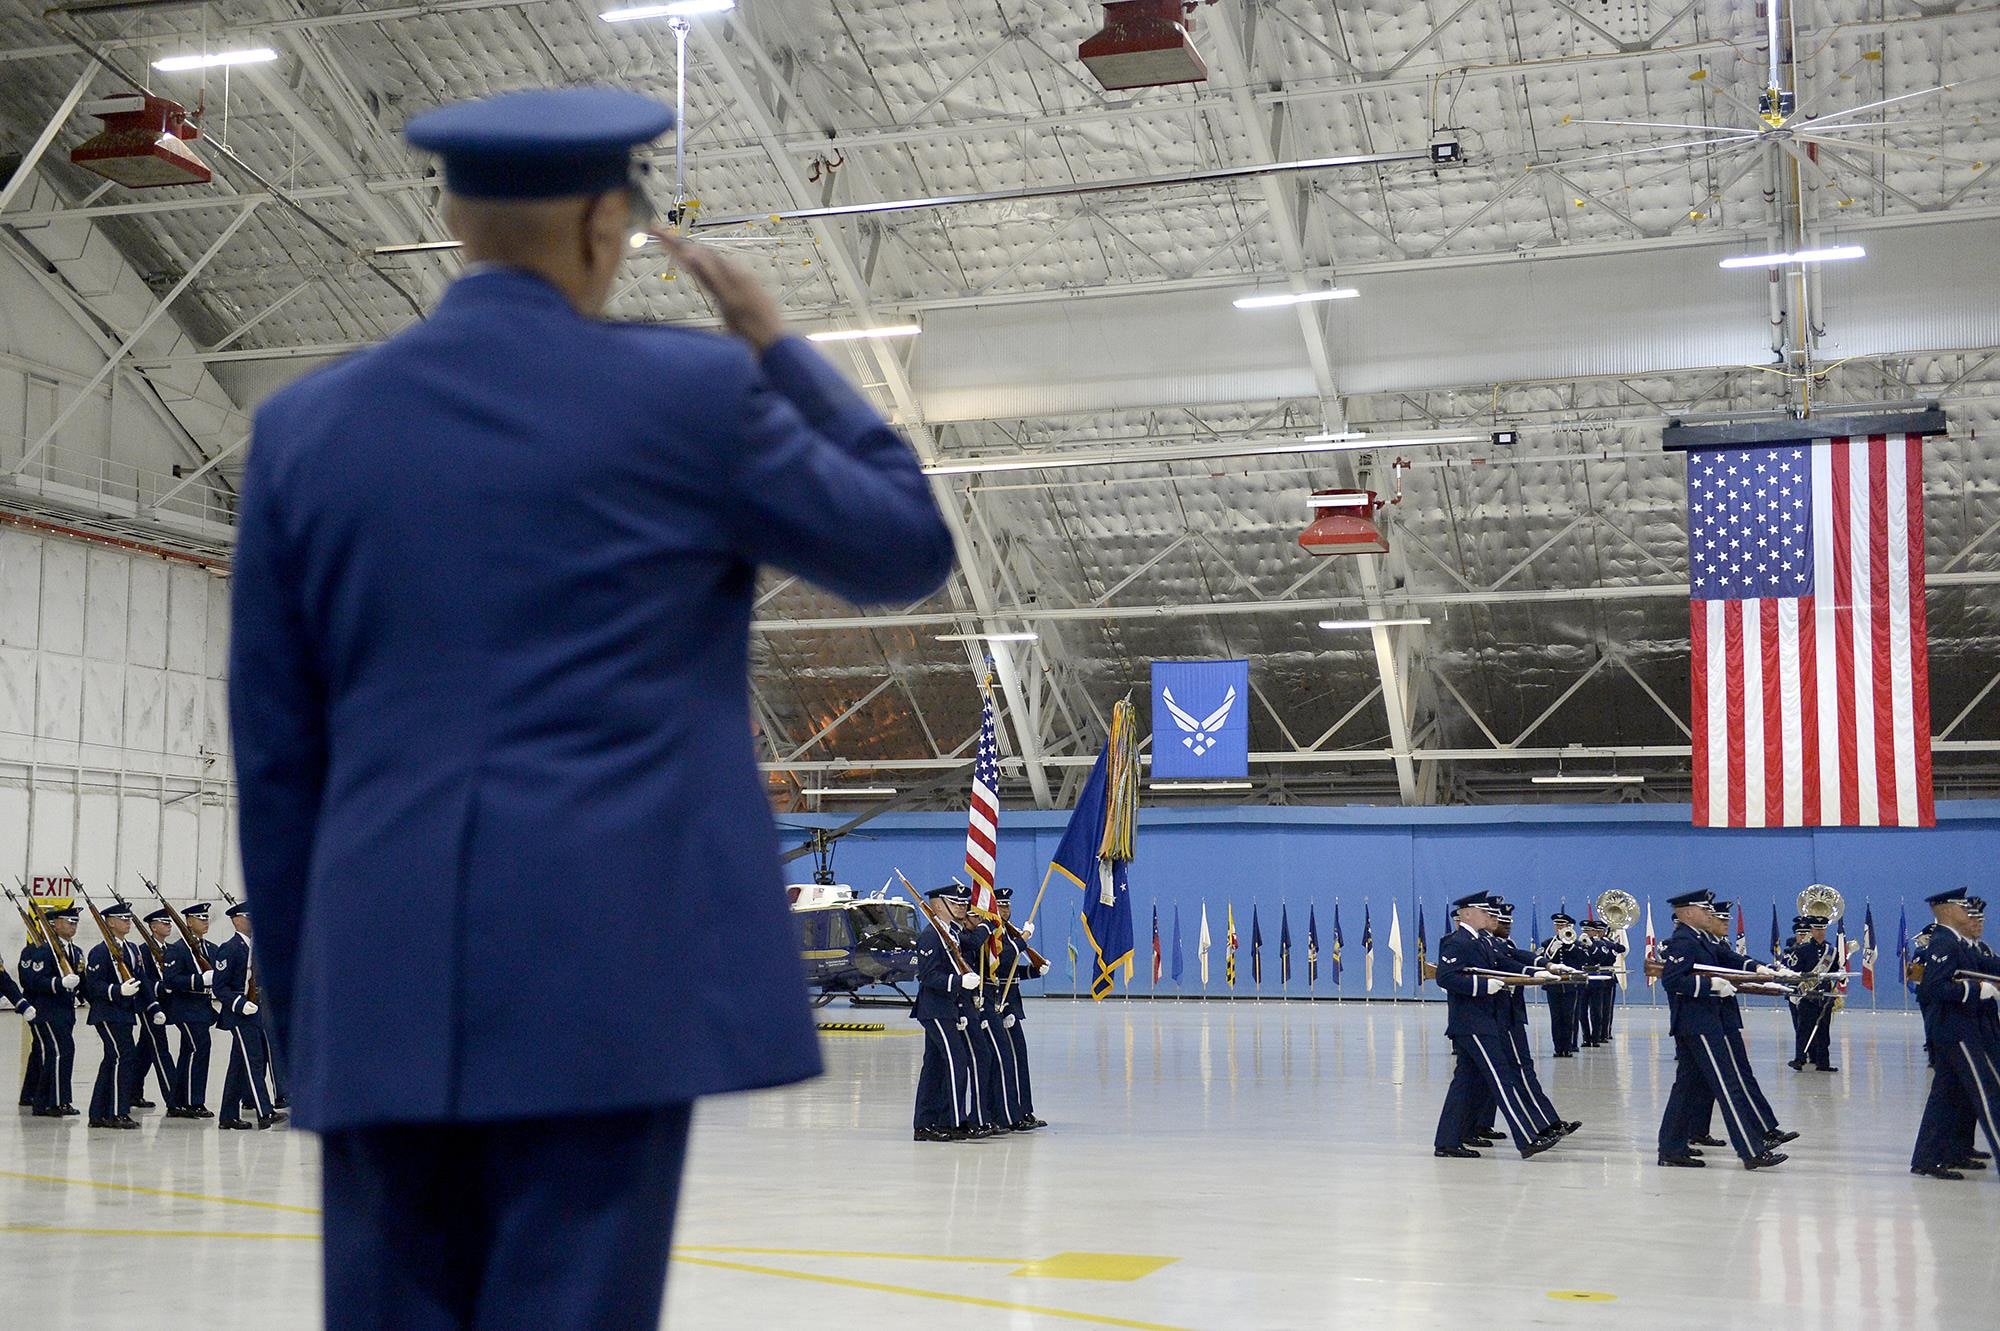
[5,999,1997,1328]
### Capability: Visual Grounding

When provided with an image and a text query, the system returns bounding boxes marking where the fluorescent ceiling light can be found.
[1297,431,1368,443]
[799,786,897,797]
[1719,245,1864,270]
[1150,781,1253,791]
[1531,774,1646,785]
[375,240,464,255]
[1318,617,1431,630]
[151,48,278,72]
[602,1,734,21]
[936,631,1039,643]
[1233,288,1359,310]
[807,324,921,343]
[1307,493,1375,510]
[923,432,1482,477]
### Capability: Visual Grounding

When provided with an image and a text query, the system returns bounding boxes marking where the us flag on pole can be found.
[1687,435,1933,827]
[963,679,1004,952]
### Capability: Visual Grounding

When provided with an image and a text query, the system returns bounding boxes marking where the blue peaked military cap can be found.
[1666,889,1713,909]
[993,887,1013,901]
[144,908,171,924]
[923,885,956,902]
[182,902,211,919]
[45,905,81,921]
[404,88,675,200]
[1925,888,1972,907]
[102,901,136,921]
[1712,900,1733,916]
[1550,911,1574,925]
[226,902,251,919]
[1791,915,1813,930]
[1450,891,1496,911]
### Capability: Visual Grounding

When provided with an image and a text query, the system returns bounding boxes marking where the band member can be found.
[162,901,219,1119]
[83,901,148,1129]
[1536,912,1584,1057]
[1586,920,1625,1043]
[20,906,84,1117]
[1656,890,1787,1171]
[214,903,281,1130]
[1911,889,2000,1180]
[994,890,1047,1131]
[1781,915,1839,1071]
[911,886,981,1142]
[1431,893,1558,1161]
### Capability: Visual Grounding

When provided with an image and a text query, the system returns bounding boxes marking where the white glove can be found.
[60,974,80,992]
[1711,979,1737,998]
[241,1000,260,1016]
[199,971,215,987]
[955,1017,968,1031]
[1755,965,1776,977]
[1018,923,1035,941]
[1980,982,2000,1002]
[1035,963,1049,978]
[1533,970,1557,982]
[18,1005,34,1021]
[150,1009,167,1026]
[959,972,981,991]
[1003,1014,1017,1028]
[1481,977,1508,996]
[118,979,142,997]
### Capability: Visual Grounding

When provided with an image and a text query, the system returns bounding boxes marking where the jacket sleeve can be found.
[212,944,250,1012]
[720,337,956,606]
[228,423,327,1055]
[916,933,958,995]
[162,945,204,995]
[1433,931,1482,996]
[85,945,118,1005]
[0,966,20,1007]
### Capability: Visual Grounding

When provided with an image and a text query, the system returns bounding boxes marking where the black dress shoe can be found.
[165,1107,198,1120]
[1947,1158,1988,1171]
[1766,1129,1800,1145]
[114,1116,140,1129]
[274,1098,290,1110]
[130,1098,156,1109]
[1787,1059,1806,1069]
[1912,1165,1966,1181]
[218,1118,252,1131]
[1968,1149,1992,1161]
[190,1107,214,1119]
[1561,1121,1583,1134]
[1691,1134,1727,1148]
[256,1115,282,1130]
[1474,1129,1506,1142]
[1022,1116,1047,1129]
[1434,1146,1480,1159]
[1519,1136,1557,1160]
[1554,1051,1573,1058]
[1744,1152,1789,1171]
[88,1117,121,1129]
[1813,1065,1839,1072]
[1658,1154,1706,1168]
[31,1107,63,1118]
[58,1105,79,1117]
[1684,1147,1705,1157]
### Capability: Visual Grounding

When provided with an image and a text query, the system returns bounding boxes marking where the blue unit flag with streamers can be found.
[1330,905,1343,985]
[1279,905,1292,985]
[1415,905,1427,992]
[1150,660,1250,779]
[1249,906,1263,985]
[1898,906,1912,996]
[1306,905,1320,987]
[1171,905,1184,984]
[1053,745,1133,1000]
[1770,904,1781,959]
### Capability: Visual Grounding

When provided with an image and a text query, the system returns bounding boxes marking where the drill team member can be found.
[20,906,84,1117]
[162,902,219,1119]
[912,885,982,1141]
[994,889,1047,1131]
[1656,890,1787,1171]
[1781,915,1839,1071]
[82,901,148,1129]
[1432,893,1557,1161]
[214,903,281,1130]
[1910,889,2000,1180]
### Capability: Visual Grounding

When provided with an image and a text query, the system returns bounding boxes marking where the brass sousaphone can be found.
[1593,889,1639,931]
[1798,883,1844,924]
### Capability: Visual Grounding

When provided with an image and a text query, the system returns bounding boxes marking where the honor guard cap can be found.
[1450,892,1496,911]
[226,903,251,919]
[1791,915,1813,930]
[182,902,211,919]
[144,909,171,924]
[1666,889,1714,909]
[1971,897,1987,918]
[405,88,675,200]
[1712,900,1733,916]
[46,906,81,921]
[1492,901,1515,919]
[102,902,135,921]
[1803,915,1830,928]
[1925,889,1972,907]
[993,887,1013,901]
[1550,911,1574,924]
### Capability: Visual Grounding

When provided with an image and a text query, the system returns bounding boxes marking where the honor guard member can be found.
[1473,902,1577,1146]
[994,889,1048,1131]
[965,909,1016,1136]
[1781,915,1839,1071]
[1431,893,1557,1161]
[21,906,84,1117]
[83,901,148,1129]
[214,903,281,1130]
[911,886,981,1141]
[228,85,954,1331]
[1910,890,2000,1180]
[1688,902,1797,1156]
[161,902,219,1118]
[1537,913,1583,1057]
[1656,891,1787,1170]
[1,954,30,1020]
[129,909,183,1111]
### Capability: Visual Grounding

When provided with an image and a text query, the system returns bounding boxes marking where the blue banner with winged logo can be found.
[1150,660,1250,779]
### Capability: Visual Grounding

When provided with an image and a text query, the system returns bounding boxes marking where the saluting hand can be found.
[657,234,789,351]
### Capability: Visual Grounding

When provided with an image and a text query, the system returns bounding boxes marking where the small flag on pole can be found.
[1644,901,1658,987]
[963,676,1005,959]
[1198,903,1212,986]
[1250,906,1263,987]
[1734,905,1746,955]
[1362,906,1374,993]
[1898,906,1912,996]
[1862,904,1877,992]
[1414,905,1427,991]
[1331,905,1344,986]
[1279,905,1292,986]
[1769,903,1781,959]
[1225,904,1238,989]
[1387,904,1404,990]
[1171,905,1184,985]
[1307,905,1321,988]
[1151,905,1162,985]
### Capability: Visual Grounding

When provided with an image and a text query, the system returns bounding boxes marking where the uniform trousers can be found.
[1792,996,1835,1067]
[89,1024,136,1119]
[914,1018,974,1131]
[1003,1017,1035,1117]
[221,1022,276,1121]
[319,1105,692,1331]
[1546,988,1579,1055]
[136,1015,182,1107]
[1659,1032,1762,1161]
[1698,1032,1778,1139]
[1912,1038,2000,1170]
[1476,1026,1559,1137]
[26,1021,74,1110]
[973,1015,1017,1126]
[174,1023,214,1108]
[1578,985,1604,1043]
[1435,1033,1539,1153]
[19,1038,41,1105]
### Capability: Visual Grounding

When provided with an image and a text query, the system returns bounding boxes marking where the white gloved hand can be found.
[18,1005,34,1022]
[1018,923,1035,941]
[1711,979,1737,998]
[955,1017,968,1031]
[1533,970,1558,982]
[118,979,142,997]
[150,1009,167,1026]
[960,972,981,991]
[1755,965,1776,977]
[241,1000,260,1016]
[199,971,215,987]
[1003,1014,1017,1028]
[1035,963,1050,978]
[1481,977,1508,996]
[60,974,81,992]
[1980,981,2000,1003]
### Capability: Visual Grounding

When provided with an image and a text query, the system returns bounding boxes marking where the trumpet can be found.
[1593,889,1639,931]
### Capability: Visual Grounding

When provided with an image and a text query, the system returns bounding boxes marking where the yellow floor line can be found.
[676,1244,1020,1266]
[672,1254,1193,1331]
[1,1224,319,1242]
[0,1170,322,1216]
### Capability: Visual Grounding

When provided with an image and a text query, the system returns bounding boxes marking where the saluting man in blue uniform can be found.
[227,87,954,1331]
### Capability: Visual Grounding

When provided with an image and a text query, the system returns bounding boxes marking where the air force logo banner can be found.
[1150,660,1250,779]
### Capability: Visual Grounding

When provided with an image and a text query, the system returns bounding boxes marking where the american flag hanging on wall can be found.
[964,676,1005,953]
[1687,434,1933,828]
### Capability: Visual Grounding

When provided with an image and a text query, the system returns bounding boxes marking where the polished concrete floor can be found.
[4,998,1997,1329]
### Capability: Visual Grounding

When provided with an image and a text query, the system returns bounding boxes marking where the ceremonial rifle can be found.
[140,875,211,995]
[994,919,1050,1010]
[114,883,169,973]
[1464,966,1557,987]
[71,876,136,986]
[1955,969,2000,987]
[6,879,75,979]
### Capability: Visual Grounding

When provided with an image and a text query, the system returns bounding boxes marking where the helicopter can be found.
[784,828,921,1008]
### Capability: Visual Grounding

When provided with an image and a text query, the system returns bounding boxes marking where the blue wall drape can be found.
[787,801,2000,1008]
